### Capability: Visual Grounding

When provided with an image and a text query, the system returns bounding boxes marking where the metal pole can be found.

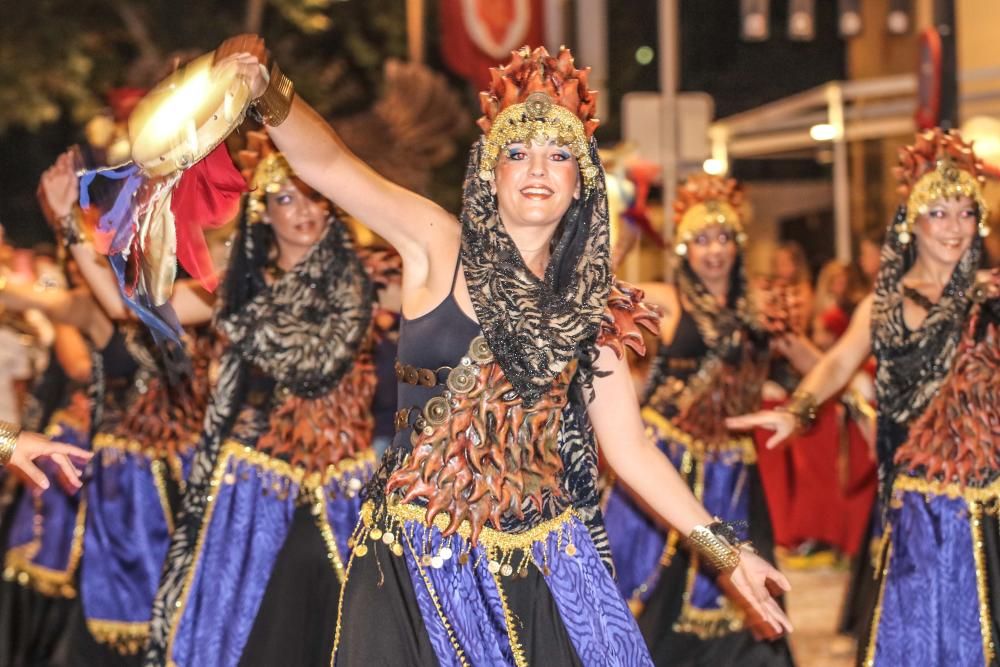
[544,0,568,52]
[827,83,851,262]
[935,0,957,127]
[659,0,679,275]
[575,0,609,121]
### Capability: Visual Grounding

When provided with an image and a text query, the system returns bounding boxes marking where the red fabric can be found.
[755,399,877,555]
[170,144,247,292]
[753,398,796,548]
[439,0,545,91]
[819,305,850,339]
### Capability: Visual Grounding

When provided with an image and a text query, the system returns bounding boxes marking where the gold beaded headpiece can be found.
[672,174,748,256]
[893,129,990,244]
[477,46,600,193]
[236,131,295,224]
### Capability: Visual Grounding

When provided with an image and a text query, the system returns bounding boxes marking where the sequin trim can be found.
[2,496,87,599]
[643,407,757,464]
[86,619,149,655]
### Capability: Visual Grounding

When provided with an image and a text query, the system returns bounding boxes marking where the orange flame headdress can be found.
[476,46,600,192]
[672,174,748,256]
[893,128,990,244]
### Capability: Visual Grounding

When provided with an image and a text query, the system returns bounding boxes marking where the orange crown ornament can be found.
[672,174,748,256]
[893,128,990,244]
[477,46,600,192]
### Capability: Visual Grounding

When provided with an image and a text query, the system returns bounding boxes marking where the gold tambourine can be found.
[128,51,251,177]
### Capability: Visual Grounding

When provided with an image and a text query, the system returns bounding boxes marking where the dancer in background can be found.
[732,128,1000,666]
[603,174,797,666]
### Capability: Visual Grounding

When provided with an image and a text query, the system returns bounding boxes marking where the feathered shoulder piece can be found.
[596,280,661,359]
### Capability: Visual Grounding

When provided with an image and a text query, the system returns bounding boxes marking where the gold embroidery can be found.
[643,408,757,464]
[970,503,996,664]
[86,619,149,655]
[151,459,175,534]
[864,534,892,666]
[312,485,347,583]
[2,495,87,599]
[892,474,1000,503]
[488,563,528,667]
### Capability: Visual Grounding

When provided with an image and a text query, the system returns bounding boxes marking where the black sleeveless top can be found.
[392,259,480,451]
[641,307,706,417]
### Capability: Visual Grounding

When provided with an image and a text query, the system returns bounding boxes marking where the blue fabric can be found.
[170,456,298,667]
[5,420,88,577]
[605,417,751,613]
[397,513,653,667]
[872,488,986,667]
[170,453,371,667]
[604,429,684,603]
[690,455,751,610]
[324,463,374,566]
[80,445,172,627]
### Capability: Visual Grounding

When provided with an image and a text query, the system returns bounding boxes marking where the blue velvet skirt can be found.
[3,413,89,598]
[333,498,653,666]
[862,474,1000,667]
[0,412,89,666]
[603,408,793,666]
[79,433,191,655]
[164,441,374,667]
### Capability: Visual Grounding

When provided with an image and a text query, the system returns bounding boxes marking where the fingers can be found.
[9,460,49,493]
[44,442,92,464]
[765,432,787,450]
[725,413,772,431]
[51,453,84,494]
[766,569,792,594]
[214,34,266,65]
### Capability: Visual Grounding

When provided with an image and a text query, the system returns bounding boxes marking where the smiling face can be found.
[265,180,331,263]
[912,195,978,267]
[686,223,738,285]
[493,139,581,232]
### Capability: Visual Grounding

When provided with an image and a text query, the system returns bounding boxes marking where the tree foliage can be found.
[0,0,409,134]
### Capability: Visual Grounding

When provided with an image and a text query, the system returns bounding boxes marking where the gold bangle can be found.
[782,389,818,431]
[253,61,295,127]
[0,420,20,466]
[688,525,741,572]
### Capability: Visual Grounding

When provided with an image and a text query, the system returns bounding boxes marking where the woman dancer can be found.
[148,37,796,667]
[602,174,795,666]
[732,128,1000,666]
[141,131,396,667]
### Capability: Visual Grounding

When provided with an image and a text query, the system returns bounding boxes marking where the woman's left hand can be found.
[717,550,793,641]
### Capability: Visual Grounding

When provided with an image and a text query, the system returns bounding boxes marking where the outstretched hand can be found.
[8,431,92,494]
[726,411,797,450]
[214,34,269,99]
[718,550,793,640]
[40,149,80,219]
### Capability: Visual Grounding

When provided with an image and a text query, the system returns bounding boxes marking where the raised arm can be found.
[588,346,792,639]
[727,293,874,447]
[40,151,215,326]
[217,37,457,270]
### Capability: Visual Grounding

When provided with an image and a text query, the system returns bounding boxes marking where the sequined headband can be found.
[897,158,990,244]
[674,200,747,256]
[245,152,294,224]
[478,91,598,194]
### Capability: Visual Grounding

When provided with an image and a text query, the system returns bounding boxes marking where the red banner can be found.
[439,0,545,91]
